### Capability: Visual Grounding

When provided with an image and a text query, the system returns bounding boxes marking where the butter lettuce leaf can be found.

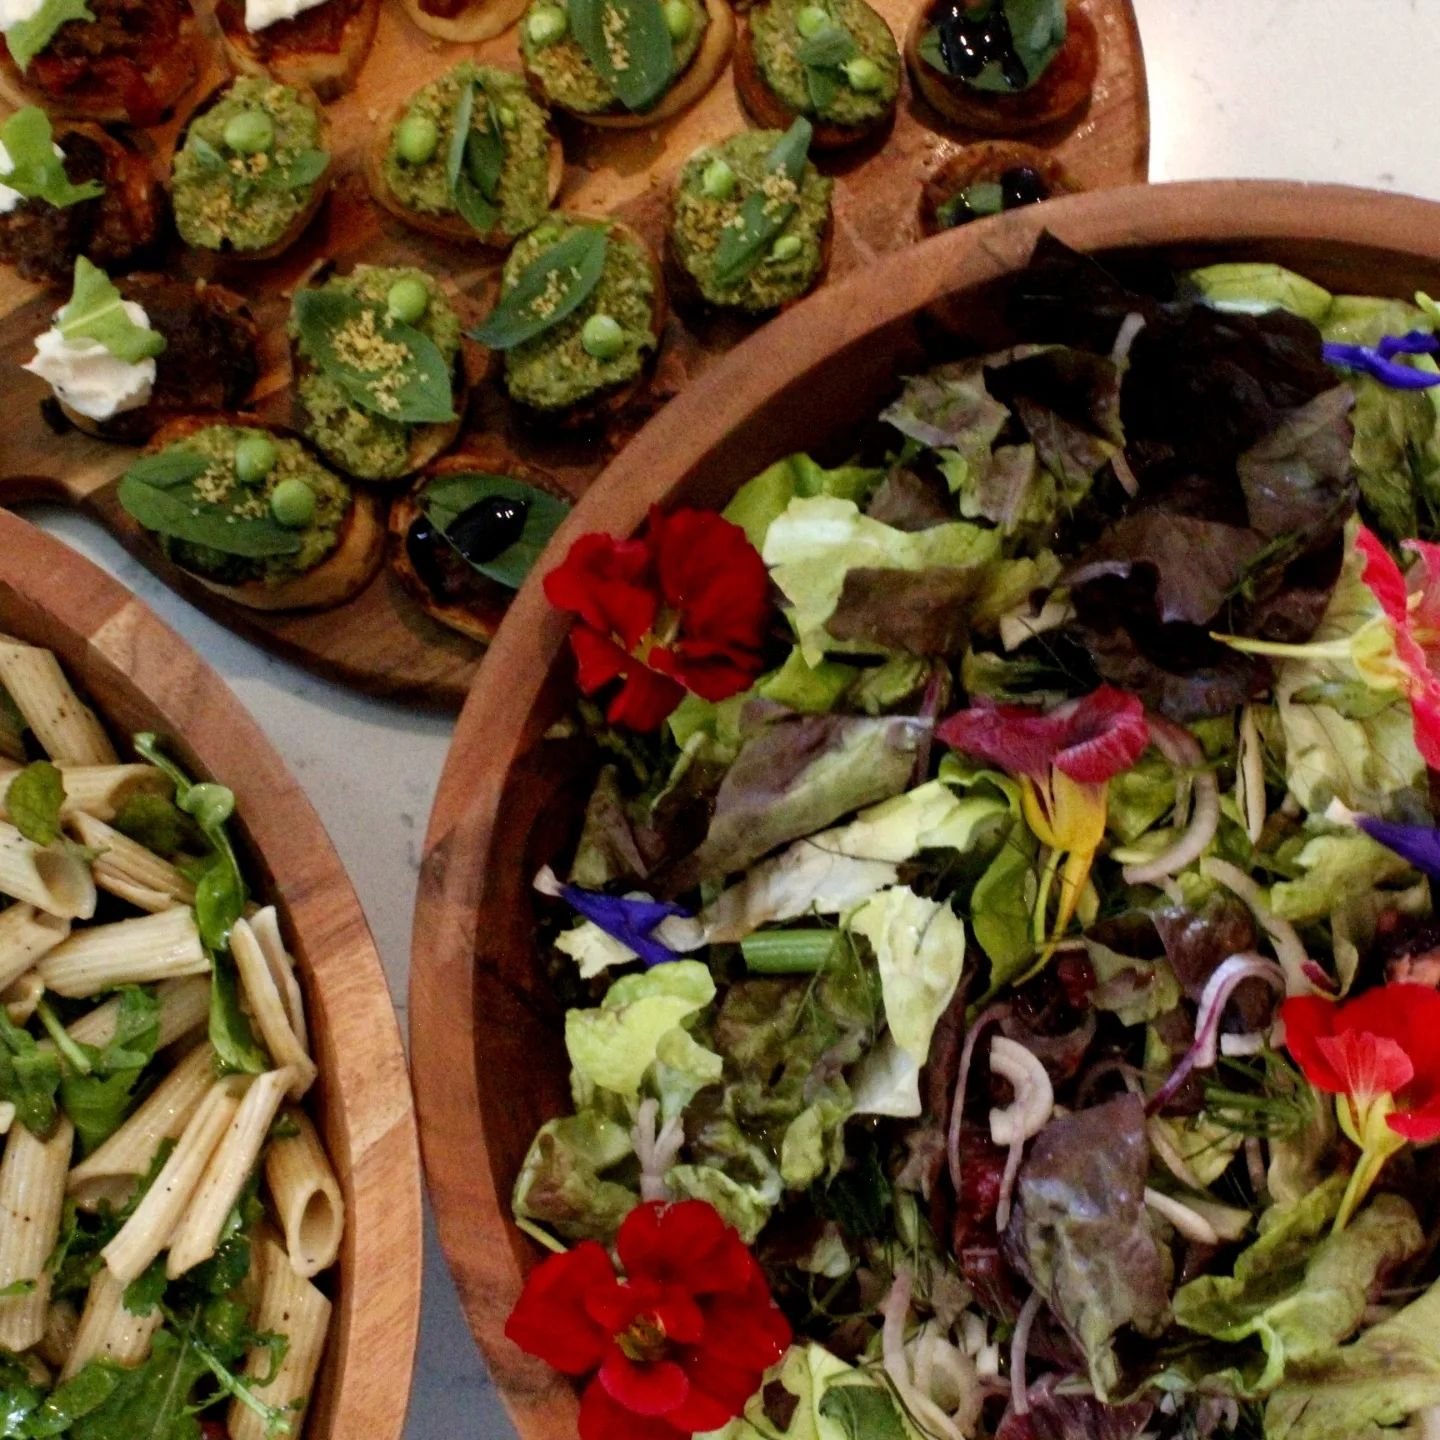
[724,454,884,553]
[512,1111,638,1241]
[1268,829,1415,925]
[1182,263,1333,323]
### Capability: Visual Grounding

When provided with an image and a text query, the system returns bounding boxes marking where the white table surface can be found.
[19,0,1440,1432]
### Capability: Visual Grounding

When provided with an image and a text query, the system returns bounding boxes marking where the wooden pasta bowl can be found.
[0,510,421,1440]
[409,178,1440,1436]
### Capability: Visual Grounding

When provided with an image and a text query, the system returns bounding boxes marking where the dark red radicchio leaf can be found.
[825,565,986,655]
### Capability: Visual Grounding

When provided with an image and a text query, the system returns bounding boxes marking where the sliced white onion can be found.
[1111,311,1147,367]
[1144,1187,1220,1245]
[881,1269,967,1440]
[1220,1031,1266,1057]
[1112,449,1140,498]
[1201,857,1315,994]
[947,1004,1010,1193]
[1123,719,1220,886]
[988,1037,1055,1146]
[1010,1290,1043,1417]
[1237,706,1267,845]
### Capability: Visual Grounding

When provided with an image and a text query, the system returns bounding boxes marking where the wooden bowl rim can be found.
[411,177,1440,1436]
[0,511,422,1440]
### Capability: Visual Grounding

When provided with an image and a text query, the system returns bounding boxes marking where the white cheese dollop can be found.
[244,0,330,30]
[0,137,65,215]
[0,0,46,31]
[24,301,158,421]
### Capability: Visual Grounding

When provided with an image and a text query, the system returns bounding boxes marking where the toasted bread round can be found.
[138,415,386,613]
[525,0,733,129]
[917,141,1080,237]
[0,1,201,123]
[388,443,571,643]
[397,0,529,43]
[733,11,897,150]
[905,2,1098,136]
[215,0,381,102]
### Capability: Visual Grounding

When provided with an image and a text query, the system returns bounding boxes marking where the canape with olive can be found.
[117,418,385,612]
[918,140,1077,235]
[669,120,832,313]
[367,63,561,248]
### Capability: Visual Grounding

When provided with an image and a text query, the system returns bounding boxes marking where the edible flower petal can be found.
[549,877,695,970]
[1323,332,1440,390]
[1346,812,1440,879]
[505,1200,790,1440]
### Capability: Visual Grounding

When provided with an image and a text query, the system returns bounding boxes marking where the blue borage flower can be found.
[1322,331,1440,390]
[534,866,696,967]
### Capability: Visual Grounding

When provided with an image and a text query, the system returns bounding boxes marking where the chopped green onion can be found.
[741,930,839,974]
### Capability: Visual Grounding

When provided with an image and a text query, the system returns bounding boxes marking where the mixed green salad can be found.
[508,237,1440,1440]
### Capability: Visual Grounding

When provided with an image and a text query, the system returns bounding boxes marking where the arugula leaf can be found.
[447,81,503,235]
[0,107,102,208]
[4,0,93,70]
[5,759,64,845]
[57,258,166,365]
[569,0,675,112]
[421,472,571,591]
[58,988,161,1152]
[471,226,609,350]
[712,120,813,288]
[0,1006,61,1138]
[122,1258,168,1318]
[291,289,457,425]
[21,1360,121,1435]
[63,1324,209,1440]
[796,21,857,110]
[111,793,198,857]
[209,954,268,1077]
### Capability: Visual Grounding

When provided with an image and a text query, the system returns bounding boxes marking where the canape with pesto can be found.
[475,214,666,425]
[735,0,900,149]
[906,0,1097,134]
[389,443,572,642]
[918,139,1077,235]
[171,76,332,261]
[23,259,259,444]
[399,0,529,43]
[215,0,381,101]
[289,263,473,484]
[118,418,385,612]
[518,0,733,128]
[367,63,561,248]
[668,120,832,313]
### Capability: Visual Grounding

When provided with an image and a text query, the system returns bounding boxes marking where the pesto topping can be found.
[672,130,831,313]
[520,0,706,115]
[751,0,900,127]
[382,64,552,239]
[172,78,328,253]
[501,217,656,413]
[290,266,462,483]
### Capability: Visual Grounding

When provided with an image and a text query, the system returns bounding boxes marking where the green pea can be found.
[843,55,884,92]
[270,477,317,529]
[527,4,568,45]
[395,113,439,165]
[795,4,829,36]
[700,157,737,200]
[769,233,803,263]
[222,108,274,156]
[386,276,430,325]
[182,782,235,830]
[581,313,625,360]
[662,0,691,37]
[234,434,277,487]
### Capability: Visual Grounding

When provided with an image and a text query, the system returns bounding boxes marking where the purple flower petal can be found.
[559,884,695,967]
[1323,339,1440,391]
[1376,330,1440,360]
[1354,814,1440,879]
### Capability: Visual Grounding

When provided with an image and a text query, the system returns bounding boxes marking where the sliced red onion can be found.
[1146,952,1286,1115]
[1201,857,1314,994]
[1010,1290,1044,1417]
[1122,718,1220,886]
[996,1134,1027,1233]
[947,1004,1010,1193]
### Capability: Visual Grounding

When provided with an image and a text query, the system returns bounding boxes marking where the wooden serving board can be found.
[0,0,1148,707]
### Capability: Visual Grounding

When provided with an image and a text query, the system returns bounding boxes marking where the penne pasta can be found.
[0,903,69,992]
[37,907,209,997]
[102,1081,241,1286]
[68,813,196,914]
[0,824,96,920]
[232,919,316,1099]
[61,1269,161,1380]
[0,1117,74,1351]
[264,1110,344,1280]
[0,765,169,826]
[228,1238,332,1440]
[249,907,309,1055]
[3,971,44,1025]
[0,692,23,764]
[0,641,115,766]
[0,1103,14,1135]
[64,975,211,1054]
[38,1296,78,1373]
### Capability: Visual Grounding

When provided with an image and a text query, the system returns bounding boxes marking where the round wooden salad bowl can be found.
[0,511,422,1440]
[409,179,1440,1434]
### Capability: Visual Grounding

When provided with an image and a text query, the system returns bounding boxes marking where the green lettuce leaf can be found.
[57,257,166,365]
[666,1164,775,1244]
[1268,829,1415,925]
[0,106,102,207]
[653,1025,722,1123]
[1182,263,1333,323]
[756,649,859,715]
[1321,294,1432,348]
[512,1111,638,1241]
[1347,378,1439,543]
[723,454,884,553]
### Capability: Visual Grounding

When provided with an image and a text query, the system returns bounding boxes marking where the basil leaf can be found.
[292,288,457,424]
[569,0,675,112]
[796,20,856,67]
[58,257,167,365]
[472,226,609,350]
[6,759,64,845]
[447,81,503,235]
[209,952,268,1076]
[187,135,228,177]
[118,459,305,560]
[121,450,211,491]
[806,64,842,109]
[260,147,329,191]
[422,472,571,591]
[712,118,813,288]
[4,0,92,70]
[0,107,102,208]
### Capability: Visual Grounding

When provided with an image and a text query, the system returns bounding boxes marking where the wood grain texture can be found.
[0,0,1147,707]
[0,510,421,1440]
[409,180,1440,1436]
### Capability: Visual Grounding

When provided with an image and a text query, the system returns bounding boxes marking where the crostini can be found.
[398,0,529,43]
[918,140,1078,235]
[518,0,733,127]
[905,0,1098,135]
[23,259,260,444]
[735,0,900,150]
[366,63,561,249]
[117,417,385,612]
[214,0,381,101]
[0,0,201,125]
[171,76,332,261]
[289,262,477,483]
[474,214,667,427]
[389,444,572,642]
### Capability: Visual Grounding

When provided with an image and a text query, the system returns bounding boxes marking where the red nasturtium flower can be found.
[543,508,772,731]
[505,1200,791,1440]
[1282,983,1440,1229]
